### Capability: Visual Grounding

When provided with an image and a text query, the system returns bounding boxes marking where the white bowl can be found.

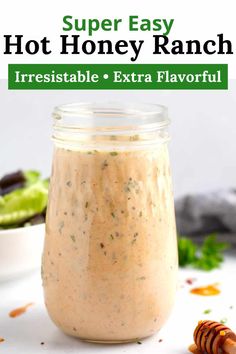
[0,223,45,281]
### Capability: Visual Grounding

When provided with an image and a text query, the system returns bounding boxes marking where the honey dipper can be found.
[193,320,236,354]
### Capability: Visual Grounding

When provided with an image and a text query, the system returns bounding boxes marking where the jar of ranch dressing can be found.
[42,102,178,343]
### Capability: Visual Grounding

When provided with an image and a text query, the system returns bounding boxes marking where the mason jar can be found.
[42,102,178,343]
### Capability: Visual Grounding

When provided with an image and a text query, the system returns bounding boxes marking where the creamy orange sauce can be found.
[190,284,220,296]
[43,145,178,342]
[9,303,34,318]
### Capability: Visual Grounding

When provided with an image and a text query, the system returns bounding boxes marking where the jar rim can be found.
[53,101,169,131]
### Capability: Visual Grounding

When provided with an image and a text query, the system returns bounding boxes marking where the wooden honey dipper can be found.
[193,320,236,354]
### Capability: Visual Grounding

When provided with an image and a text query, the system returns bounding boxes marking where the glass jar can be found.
[42,102,178,343]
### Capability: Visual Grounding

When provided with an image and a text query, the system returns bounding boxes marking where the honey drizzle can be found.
[190,284,220,296]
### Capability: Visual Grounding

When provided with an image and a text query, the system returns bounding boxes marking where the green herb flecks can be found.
[124,178,140,194]
[101,160,109,170]
[203,309,212,314]
[220,318,228,324]
[110,151,118,156]
[58,221,64,234]
[130,135,139,141]
[70,235,76,243]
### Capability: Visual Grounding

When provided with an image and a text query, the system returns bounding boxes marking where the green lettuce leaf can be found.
[0,180,48,226]
[24,170,41,186]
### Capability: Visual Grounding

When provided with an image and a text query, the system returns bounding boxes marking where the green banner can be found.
[8,64,228,90]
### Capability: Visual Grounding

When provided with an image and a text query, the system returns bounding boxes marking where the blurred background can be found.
[1,79,236,198]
